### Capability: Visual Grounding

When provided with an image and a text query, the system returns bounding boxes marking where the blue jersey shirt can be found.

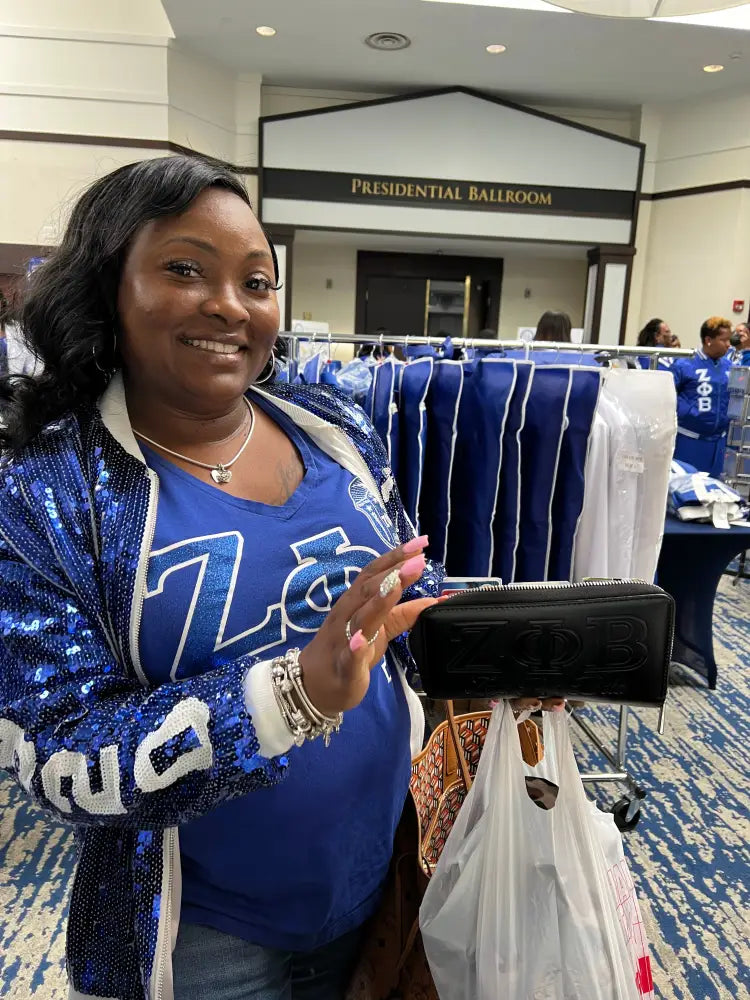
[671,348,731,439]
[139,392,412,951]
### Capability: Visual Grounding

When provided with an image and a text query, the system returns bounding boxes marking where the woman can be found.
[0,156,559,1000]
[637,317,671,349]
[730,322,750,365]
[534,309,572,343]
[671,316,732,477]
[636,317,674,369]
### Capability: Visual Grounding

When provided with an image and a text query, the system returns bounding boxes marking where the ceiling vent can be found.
[365,32,412,51]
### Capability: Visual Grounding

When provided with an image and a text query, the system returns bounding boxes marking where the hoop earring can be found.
[254,355,277,385]
[93,333,118,375]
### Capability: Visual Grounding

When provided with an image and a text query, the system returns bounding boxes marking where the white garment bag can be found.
[573,369,677,583]
[572,410,610,581]
[600,370,677,581]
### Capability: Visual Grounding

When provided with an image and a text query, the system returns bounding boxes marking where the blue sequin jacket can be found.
[0,375,441,1000]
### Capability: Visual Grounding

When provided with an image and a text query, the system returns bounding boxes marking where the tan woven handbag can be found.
[346,704,542,1000]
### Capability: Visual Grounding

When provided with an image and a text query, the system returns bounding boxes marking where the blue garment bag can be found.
[515,366,571,582]
[548,368,602,581]
[446,359,516,576]
[419,361,465,565]
[490,361,533,583]
[397,357,434,531]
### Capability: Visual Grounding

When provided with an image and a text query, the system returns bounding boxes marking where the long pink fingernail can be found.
[349,630,366,653]
[400,554,426,579]
[403,535,429,554]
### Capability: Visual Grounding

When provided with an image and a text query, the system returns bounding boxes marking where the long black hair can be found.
[0,155,277,454]
[535,310,572,343]
[637,318,664,347]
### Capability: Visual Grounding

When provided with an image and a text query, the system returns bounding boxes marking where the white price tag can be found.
[712,503,730,530]
[619,452,645,474]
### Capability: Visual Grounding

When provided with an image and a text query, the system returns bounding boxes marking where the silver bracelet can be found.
[270,648,343,748]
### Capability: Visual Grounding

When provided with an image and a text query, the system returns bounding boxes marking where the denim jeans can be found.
[172,921,365,1000]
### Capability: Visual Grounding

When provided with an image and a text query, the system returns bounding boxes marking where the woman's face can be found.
[117,187,279,413]
[656,322,672,346]
[705,326,732,359]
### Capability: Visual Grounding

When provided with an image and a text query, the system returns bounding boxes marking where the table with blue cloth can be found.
[657,517,750,688]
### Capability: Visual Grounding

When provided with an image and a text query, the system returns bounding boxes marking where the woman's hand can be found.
[511,697,566,713]
[298,537,435,716]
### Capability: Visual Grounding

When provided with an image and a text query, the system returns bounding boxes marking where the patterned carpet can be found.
[1,579,749,999]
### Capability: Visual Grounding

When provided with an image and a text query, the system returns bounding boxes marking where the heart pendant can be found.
[211,466,232,484]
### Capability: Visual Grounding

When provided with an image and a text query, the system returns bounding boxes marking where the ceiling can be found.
[162,0,750,107]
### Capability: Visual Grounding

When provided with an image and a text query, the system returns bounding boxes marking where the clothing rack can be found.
[281,330,692,368]
[279,330,680,829]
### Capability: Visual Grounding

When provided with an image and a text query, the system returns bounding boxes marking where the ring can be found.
[379,569,401,599]
[345,618,381,646]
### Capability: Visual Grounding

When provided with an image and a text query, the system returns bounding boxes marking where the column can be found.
[584,246,636,346]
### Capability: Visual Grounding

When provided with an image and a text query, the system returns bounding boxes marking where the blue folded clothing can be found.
[668,461,746,528]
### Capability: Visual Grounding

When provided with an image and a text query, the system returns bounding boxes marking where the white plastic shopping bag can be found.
[588,802,655,999]
[420,703,653,1000]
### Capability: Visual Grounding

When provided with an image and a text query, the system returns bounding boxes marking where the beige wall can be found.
[0,0,260,253]
[638,189,750,348]
[1,0,172,248]
[261,86,386,118]
[628,90,750,344]
[291,242,586,343]
[498,255,587,340]
[291,243,358,335]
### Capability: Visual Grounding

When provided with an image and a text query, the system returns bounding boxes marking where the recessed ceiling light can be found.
[703,63,725,72]
[256,25,276,37]
[486,43,508,53]
[365,32,412,50]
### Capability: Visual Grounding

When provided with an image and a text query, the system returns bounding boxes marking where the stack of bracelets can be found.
[270,647,344,747]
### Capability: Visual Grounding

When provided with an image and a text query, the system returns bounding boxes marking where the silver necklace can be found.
[133,397,255,484]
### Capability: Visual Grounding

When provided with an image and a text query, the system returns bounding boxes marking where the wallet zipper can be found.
[451,578,650,593]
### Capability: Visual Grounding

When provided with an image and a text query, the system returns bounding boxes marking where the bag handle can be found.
[445,700,474,792]
[444,702,544,790]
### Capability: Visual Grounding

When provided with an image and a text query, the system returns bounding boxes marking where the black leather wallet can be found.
[408,580,674,706]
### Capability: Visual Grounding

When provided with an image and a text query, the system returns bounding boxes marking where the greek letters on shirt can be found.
[696,369,713,413]
[0,526,390,815]
[145,526,381,679]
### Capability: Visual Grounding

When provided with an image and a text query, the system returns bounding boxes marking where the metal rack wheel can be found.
[611,793,645,832]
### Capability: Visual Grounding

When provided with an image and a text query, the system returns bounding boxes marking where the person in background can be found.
[636,317,674,369]
[671,316,733,477]
[729,322,750,365]
[535,309,572,343]
[503,310,599,365]
[637,317,672,348]
[670,333,681,349]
